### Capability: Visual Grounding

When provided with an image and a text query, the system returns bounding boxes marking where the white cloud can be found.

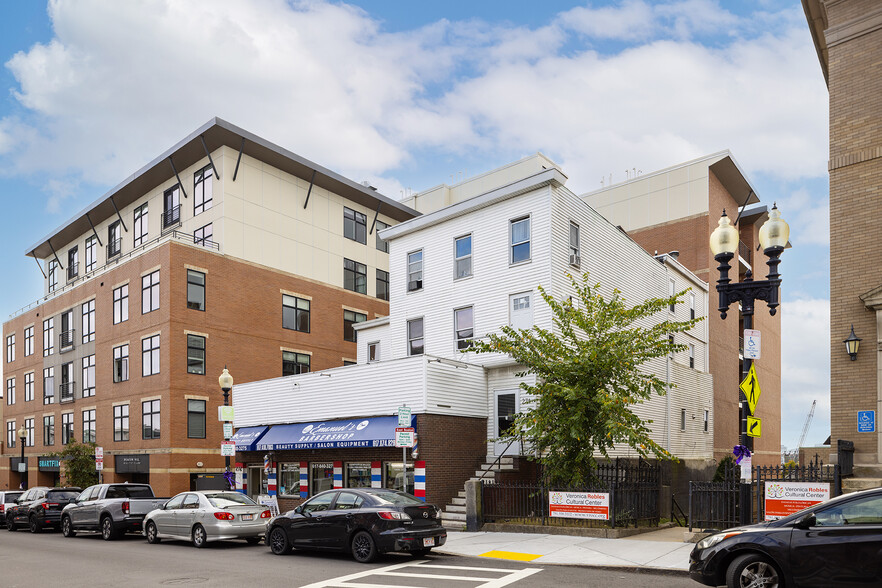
[777,188,829,247]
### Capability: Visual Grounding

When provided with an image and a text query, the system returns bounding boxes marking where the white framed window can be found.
[669,278,676,312]
[509,292,533,330]
[407,250,423,292]
[569,221,581,267]
[454,306,474,350]
[690,292,696,320]
[680,408,687,431]
[407,318,424,356]
[454,235,472,279]
[689,343,695,369]
[510,216,531,264]
[368,342,380,362]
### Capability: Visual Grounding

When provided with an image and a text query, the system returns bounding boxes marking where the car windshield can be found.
[47,491,80,500]
[207,493,257,508]
[105,485,154,498]
[370,490,425,506]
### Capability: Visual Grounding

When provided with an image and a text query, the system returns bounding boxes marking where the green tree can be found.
[50,437,99,489]
[471,273,701,486]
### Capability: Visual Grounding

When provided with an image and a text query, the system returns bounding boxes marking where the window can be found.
[113,405,129,442]
[43,367,55,405]
[5,378,14,405]
[60,362,75,402]
[384,461,413,493]
[82,355,95,397]
[455,306,474,350]
[455,235,472,279]
[407,318,424,356]
[669,279,676,312]
[282,295,309,332]
[164,185,181,227]
[376,269,389,301]
[142,335,160,377]
[82,300,95,343]
[24,326,33,356]
[43,318,55,356]
[194,223,213,247]
[346,463,372,488]
[407,250,423,292]
[142,270,160,314]
[813,492,882,527]
[62,413,74,445]
[187,335,205,375]
[368,342,379,362]
[142,400,160,440]
[689,343,695,369]
[134,203,148,247]
[194,164,213,215]
[343,310,366,342]
[690,293,696,320]
[24,372,34,402]
[108,221,122,258]
[343,258,367,294]
[510,216,531,264]
[569,222,581,266]
[344,207,367,244]
[43,415,54,446]
[67,246,79,279]
[282,351,310,376]
[310,463,334,496]
[113,284,129,324]
[680,408,686,431]
[82,409,96,443]
[85,236,97,273]
[60,308,75,349]
[5,333,14,363]
[334,491,364,510]
[7,421,16,449]
[187,399,206,439]
[509,293,533,330]
[704,410,709,432]
[375,220,389,252]
[187,270,205,311]
[24,418,34,447]
[48,260,58,292]
[113,344,129,383]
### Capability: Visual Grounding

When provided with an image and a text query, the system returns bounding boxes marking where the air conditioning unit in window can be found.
[407,281,422,291]
[569,254,581,267]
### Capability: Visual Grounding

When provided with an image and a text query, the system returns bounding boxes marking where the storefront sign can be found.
[764,481,830,521]
[115,454,150,473]
[230,426,269,451]
[38,456,61,472]
[257,416,407,450]
[549,491,610,520]
[10,457,27,472]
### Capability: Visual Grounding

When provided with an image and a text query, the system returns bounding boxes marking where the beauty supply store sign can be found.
[549,491,609,520]
[764,481,830,521]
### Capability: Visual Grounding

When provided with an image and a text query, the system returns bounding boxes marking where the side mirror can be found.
[795,512,816,530]
[294,505,303,515]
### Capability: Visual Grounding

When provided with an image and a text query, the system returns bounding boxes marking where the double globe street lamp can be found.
[219,367,234,488]
[17,424,27,490]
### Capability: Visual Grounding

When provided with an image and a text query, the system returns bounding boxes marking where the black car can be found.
[689,486,882,587]
[7,487,81,533]
[266,488,447,563]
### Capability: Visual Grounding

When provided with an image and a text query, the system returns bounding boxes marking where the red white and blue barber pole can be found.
[333,461,343,489]
[299,461,309,498]
[413,461,426,501]
[371,461,382,488]
[235,463,246,494]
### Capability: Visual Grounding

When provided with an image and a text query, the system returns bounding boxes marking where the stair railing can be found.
[479,434,523,481]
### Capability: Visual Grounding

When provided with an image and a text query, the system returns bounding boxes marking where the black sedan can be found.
[266,488,446,563]
[689,486,882,587]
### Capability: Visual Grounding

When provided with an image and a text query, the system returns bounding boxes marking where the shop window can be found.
[279,463,300,496]
[346,462,372,488]
[384,461,414,493]
[311,462,334,496]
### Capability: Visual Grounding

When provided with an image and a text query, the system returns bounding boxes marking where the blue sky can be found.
[0,0,830,449]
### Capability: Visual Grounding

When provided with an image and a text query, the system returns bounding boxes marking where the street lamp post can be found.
[710,204,789,525]
[17,424,27,490]
[218,367,234,487]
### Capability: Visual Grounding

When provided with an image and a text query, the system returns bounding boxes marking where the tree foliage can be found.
[50,437,99,489]
[471,273,701,486]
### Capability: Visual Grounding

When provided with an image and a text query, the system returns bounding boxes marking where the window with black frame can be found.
[282,295,309,332]
[344,207,367,244]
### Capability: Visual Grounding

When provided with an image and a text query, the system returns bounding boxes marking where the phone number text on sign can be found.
[548,491,610,520]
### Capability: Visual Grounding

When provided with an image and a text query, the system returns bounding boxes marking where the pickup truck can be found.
[61,483,169,540]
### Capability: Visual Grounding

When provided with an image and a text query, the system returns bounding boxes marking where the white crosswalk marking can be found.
[298,559,543,588]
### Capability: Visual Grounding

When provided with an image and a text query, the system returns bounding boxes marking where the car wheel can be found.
[351,530,377,563]
[101,516,118,541]
[726,553,781,588]
[192,524,207,548]
[411,548,430,558]
[6,515,15,532]
[269,527,290,555]
[145,521,161,544]
[61,516,76,537]
[245,537,261,545]
[28,515,41,534]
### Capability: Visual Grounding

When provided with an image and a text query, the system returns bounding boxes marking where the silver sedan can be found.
[143,491,270,547]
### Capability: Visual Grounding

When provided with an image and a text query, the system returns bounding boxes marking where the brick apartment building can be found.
[583,152,783,467]
[1,118,417,495]
[803,0,882,474]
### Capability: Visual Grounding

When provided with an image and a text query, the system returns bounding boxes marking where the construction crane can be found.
[797,400,817,449]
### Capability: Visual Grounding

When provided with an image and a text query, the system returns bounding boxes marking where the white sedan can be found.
[143,490,270,547]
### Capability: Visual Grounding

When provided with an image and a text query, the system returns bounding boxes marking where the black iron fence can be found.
[688,463,739,531]
[482,460,660,529]
[754,456,840,522]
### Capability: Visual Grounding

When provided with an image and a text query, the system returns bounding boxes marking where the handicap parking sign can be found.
[858,410,875,433]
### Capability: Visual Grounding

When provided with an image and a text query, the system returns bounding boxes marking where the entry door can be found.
[494,390,520,456]
[247,467,266,500]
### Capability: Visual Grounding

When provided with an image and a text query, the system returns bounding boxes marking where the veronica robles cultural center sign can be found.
[549,491,610,520]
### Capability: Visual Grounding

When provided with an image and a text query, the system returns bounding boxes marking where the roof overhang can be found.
[802,0,829,85]
[27,117,419,259]
[708,154,761,207]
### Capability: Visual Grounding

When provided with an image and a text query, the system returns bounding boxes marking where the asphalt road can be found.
[0,528,697,587]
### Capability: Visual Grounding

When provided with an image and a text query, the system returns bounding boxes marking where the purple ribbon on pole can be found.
[223,470,236,490]
[733,445,752,465]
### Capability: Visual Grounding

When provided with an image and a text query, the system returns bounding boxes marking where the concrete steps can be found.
[441,455,519,530]
[842,464,882,493]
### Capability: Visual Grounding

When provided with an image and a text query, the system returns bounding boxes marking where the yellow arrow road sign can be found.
[740,363,761,415]
[747,416,762,438]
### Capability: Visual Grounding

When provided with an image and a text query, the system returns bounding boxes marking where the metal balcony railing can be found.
[59,329,76,350]
[60,381,76,403]
[107,238,122,258]
[738,240,752,266]
[163,204,181,229]
[67,263,79,280]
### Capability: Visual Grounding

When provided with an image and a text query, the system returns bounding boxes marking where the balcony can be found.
[163,205,181,230]
[107,238,122,259]
[60,381,76,403]
[59,329,76,352]
[67,263,79,280]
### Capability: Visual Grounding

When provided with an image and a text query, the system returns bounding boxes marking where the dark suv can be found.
[7,487,81,533]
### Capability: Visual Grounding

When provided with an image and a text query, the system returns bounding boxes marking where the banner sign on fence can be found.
[764,481,830,521]
[548,491,610,520]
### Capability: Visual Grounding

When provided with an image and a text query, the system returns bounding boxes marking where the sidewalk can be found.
[435,527,693,573]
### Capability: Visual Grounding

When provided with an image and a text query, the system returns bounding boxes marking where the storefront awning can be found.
[256,416,412,451]
[231,426,270,451]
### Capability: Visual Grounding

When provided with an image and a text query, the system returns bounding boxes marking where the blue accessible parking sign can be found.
[858,410,875,433]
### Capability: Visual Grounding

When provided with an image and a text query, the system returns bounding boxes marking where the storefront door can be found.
[247,466,267,500]
[494,389,520,456]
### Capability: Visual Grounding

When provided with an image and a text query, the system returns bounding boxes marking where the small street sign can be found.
[95,460,103,471]
[221,441,236,456]
[218,406,235,422]
[858,410,876,433]
[740,364,762,415]
[744,329,761,360]
[397,406,411,427]
[95,446,104,459]
[223,422,233,439]
[747,416,762,438]
[395,427,415,448]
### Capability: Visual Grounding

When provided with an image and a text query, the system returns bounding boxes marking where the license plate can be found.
[240,514,254,521]
[423,537,435,547]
